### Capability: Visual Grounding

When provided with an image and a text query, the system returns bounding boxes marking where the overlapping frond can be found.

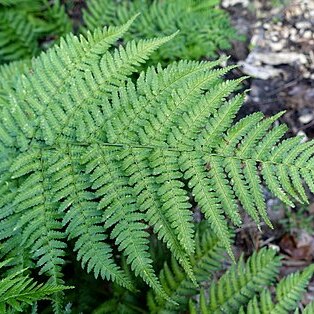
[190,248,281,313]
[147,222,225,313]
[0,18,180,304]
[82,0,240,63]
[188,249,314,314]
[92,247,314,314]
[240,265,314,314]
[0,259,70,313]
[0,0,71,63]
[302,301,314,314]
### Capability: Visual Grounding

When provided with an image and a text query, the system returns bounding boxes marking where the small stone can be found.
[221,0,249,7]
[281,27,290,39]
[299,113,314,124]
[264,23,271,30]
[296,21,312,29]
[269,244,280,252]
[250,52,307,65]
[270,40,285,51]
[297,130,308,143]
[304,30,312,39]
[290,34,297,42]
[238,61,283,80]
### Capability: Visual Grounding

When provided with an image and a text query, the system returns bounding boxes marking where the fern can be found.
[82,0,240,63]
[92,282,143,314]
[147,221,226,313]
[190,251,314,314]
[302,301,314,314]
[92,221,225,314]
[1,17,314,309]
[0,0,71,63]
[0,258,70,313]
[0,60,31,104]
[93,241,314,314]
[192,248,281,313]
[238,266,314,314]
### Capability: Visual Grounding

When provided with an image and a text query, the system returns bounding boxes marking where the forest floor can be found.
[225,0,314,306]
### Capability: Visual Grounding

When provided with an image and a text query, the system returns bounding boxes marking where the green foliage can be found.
[1,17,314,311]
[0,0,71,63]
[92,283,143,314]
[92,221,225,314]
[280,206,314,234]
[0,59,31,104]
[82,0,240,63]
[302,301,314,314]
[95,246,313,314]
[190,251,314,314]
[195,248,281,313]
[0,258,70,313]
[238,266,314,314]
[147,221,226,313]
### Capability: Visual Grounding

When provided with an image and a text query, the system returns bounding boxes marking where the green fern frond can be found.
[82,0,240,63]
[32,0,72,38]
[0,60,31,105]
[147,222,226,313]
[0,259,70,313]
[0,18,179,302]
[0,0,71,63]
[2,18,314,305]
[0,0,41,6]
[190,250,313,314]
[192,248,281,313]
[94,247,313,314]
[0,9,39,62]
[242,265,314,314]
[302,301,314,314]
[271,265,314,314]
